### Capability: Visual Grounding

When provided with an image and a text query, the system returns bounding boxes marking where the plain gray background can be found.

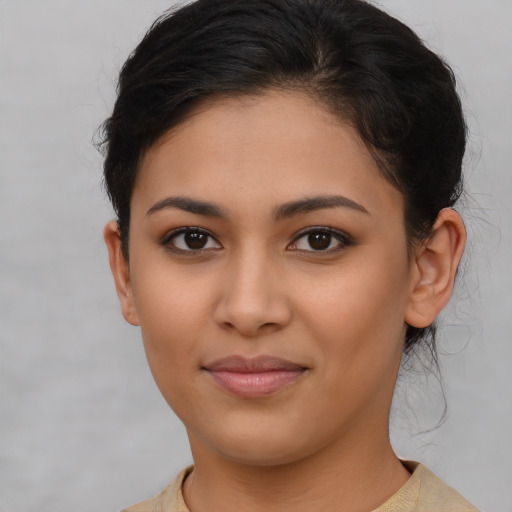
[0,1,510,511]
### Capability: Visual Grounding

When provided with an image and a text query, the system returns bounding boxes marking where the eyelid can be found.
[160,225,353,254]
[288,226,354,252]
[161,226,222,253]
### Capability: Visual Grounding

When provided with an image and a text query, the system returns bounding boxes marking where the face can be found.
[110,91,419,466]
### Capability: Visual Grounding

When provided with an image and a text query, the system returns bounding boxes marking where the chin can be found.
[221,445,310,467]
[196,422,320,467]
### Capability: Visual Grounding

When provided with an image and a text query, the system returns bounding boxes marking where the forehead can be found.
[134,90,404,220]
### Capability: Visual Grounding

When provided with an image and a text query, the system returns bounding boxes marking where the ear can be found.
[103,221,140,326]
[405,208,466,328]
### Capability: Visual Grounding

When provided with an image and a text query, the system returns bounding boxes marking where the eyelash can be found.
[161,226,354,254]
[289,227,353,253]
[161,227,221,254]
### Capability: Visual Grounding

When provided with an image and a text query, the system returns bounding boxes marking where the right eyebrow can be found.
[146,196,227,218]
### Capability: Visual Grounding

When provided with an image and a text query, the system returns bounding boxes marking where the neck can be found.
[183,424,410,512]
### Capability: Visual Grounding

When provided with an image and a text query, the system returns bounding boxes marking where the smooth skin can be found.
[105,91,466,512]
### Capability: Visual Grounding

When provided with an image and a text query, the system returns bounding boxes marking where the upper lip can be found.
[203,355,307,373]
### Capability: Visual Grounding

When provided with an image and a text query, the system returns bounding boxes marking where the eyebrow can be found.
[273,195,369,220]
[146,194,369,220]
[146,196,227,218]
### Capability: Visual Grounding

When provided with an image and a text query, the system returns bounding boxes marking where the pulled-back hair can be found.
[100,0,467,355]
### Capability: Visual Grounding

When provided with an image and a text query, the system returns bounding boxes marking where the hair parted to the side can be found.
[99,0,467,357]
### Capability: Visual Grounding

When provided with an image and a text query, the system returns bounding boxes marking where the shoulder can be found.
[414,463,479,511]
[121,466,192,512]
[376,461,480,512]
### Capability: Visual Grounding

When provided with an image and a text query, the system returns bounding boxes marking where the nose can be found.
[212,248,292,337]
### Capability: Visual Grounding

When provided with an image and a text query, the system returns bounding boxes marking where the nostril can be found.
[212,278,293,336]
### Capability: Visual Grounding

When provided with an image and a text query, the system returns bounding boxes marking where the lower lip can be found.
[207,369,306,398]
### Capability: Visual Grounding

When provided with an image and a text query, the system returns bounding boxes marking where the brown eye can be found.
[289,228,351,253]
[308,231,332,251]
[166,228,221,252]
[184,231,208,249]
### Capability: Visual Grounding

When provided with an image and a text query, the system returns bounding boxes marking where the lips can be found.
[203,355,307,398]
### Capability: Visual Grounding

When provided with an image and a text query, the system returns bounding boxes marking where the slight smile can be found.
[203,355,309,398]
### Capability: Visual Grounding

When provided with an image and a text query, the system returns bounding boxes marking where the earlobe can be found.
[103,221,140,326]
[405,208,466,329]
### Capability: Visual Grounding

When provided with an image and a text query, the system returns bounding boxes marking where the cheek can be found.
[297,253,410,376]
[132,265,215,382]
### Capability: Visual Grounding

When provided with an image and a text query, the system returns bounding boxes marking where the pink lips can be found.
[203,355,307,398]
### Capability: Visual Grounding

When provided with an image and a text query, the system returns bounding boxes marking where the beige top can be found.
[122,461,479,512]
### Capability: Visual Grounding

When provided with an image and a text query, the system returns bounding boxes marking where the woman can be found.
[101,0,477,510]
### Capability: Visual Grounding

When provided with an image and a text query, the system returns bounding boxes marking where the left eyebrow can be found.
[273,195,369,221]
